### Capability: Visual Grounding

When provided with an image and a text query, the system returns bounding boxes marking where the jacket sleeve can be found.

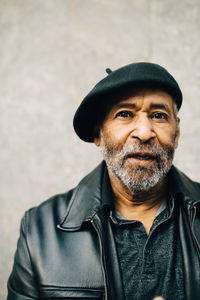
[7,212,39,300]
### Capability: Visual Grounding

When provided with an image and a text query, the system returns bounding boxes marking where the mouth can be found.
[123,152,158,168]
[126,153,157,160]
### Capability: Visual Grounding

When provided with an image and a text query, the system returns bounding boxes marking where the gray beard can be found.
[100,135,176,194]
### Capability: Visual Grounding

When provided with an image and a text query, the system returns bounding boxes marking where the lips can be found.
[126,153,157,161]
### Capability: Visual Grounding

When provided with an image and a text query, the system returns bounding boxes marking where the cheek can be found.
[102,125,130,146]
[155,127,178,147]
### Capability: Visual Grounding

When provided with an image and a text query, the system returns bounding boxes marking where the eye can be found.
[115,110,133,119]
[152,112,168,120]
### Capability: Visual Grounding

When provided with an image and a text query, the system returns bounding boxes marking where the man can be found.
[7,62,200,300]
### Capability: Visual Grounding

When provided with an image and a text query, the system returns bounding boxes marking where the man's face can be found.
[94,88,180,193]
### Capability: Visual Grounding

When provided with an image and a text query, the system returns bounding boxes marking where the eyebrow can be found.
[113,102,171,114]
[149,104,171,114]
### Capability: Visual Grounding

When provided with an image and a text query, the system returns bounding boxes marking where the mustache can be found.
[117,141,163,156]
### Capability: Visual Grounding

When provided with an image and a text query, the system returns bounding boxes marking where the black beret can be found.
[73,62,182,142]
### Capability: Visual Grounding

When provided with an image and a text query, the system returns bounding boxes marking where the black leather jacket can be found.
[7,162,200,300]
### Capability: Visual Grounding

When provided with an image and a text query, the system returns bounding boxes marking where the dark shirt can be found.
[101,168,185,300]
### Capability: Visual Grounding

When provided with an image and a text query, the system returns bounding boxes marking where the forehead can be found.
[106,88,173,113]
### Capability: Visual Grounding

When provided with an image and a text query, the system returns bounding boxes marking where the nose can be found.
[131,114,156,142]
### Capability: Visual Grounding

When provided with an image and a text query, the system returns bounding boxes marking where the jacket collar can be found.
[58,162,200,231]
[58,161,107,231]
[168,165,200,206]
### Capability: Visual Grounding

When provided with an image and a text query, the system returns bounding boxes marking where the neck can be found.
[108,169,168,234]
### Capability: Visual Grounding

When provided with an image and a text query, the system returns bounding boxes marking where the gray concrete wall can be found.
[1,0,200,298]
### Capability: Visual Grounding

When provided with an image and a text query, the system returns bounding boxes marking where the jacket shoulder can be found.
[25,188,75,228]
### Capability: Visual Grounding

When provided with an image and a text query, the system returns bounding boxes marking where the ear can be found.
[93,126,101,146]
[94,136,101,147]
[175,118,180,149]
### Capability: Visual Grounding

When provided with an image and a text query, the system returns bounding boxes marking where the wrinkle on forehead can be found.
[108,89,173,114]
